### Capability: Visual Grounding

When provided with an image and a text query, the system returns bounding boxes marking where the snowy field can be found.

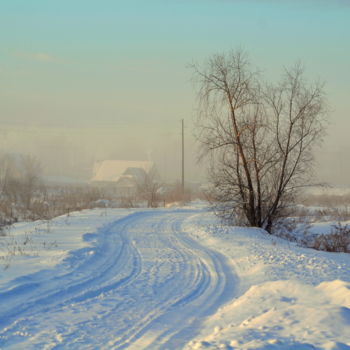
[0,204,349,349]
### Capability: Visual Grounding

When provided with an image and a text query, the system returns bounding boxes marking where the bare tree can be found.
[0,154,11,197]
[192,50,327,233]
[137,167,162,208]
[0,154,43,210]
[19,155,43,210]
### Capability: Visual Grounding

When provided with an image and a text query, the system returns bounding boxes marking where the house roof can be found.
[91,160,154,183]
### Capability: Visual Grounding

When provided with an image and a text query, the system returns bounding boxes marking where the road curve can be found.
[0,209,237,349]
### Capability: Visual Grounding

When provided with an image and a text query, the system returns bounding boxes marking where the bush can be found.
[312,223,350,253]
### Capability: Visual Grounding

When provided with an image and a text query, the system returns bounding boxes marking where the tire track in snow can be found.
[122,214,237,350]
[0,209,237,349]
[0,213,143,346]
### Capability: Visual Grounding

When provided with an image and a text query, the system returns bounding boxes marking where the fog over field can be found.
[0,124,201,182]
[0,0,349,184]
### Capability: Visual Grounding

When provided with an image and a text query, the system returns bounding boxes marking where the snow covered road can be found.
[0,209,236,349]
[2,206,349,349]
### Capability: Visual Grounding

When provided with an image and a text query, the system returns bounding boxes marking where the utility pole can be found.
[181,119,185,194]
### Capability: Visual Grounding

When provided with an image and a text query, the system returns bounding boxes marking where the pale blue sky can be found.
[0,0,349,182]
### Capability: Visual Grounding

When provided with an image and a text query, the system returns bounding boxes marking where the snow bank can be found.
[186,279,350,350]
[183,211,350,350]
[0,208,135,287]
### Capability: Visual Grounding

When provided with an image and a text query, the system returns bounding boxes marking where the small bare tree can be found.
[192,50,327,233]
[0,154,11,197]
[20,155,43,210]
[137,167,162,208]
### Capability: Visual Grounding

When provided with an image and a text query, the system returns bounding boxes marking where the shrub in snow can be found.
[313,223,350,253]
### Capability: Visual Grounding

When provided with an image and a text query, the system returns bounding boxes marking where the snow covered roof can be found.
[91,160,154,183]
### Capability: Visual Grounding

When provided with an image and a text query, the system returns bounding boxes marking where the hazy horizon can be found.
[1,0,349,185]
